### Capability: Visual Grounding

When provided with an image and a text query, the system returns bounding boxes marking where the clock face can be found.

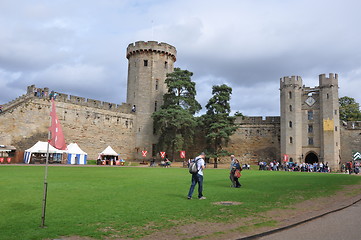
[305,96,316,106]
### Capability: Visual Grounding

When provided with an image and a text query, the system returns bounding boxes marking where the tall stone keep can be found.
[280,73,341,170]
[126,41,177,158]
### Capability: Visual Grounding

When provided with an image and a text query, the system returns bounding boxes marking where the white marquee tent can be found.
[24,141,64,164]
[67,143,87,165]
[100,146,119,156]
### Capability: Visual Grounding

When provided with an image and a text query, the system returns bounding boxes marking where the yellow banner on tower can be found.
[323,119,334,131]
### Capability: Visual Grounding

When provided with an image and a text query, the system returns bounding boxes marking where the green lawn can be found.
[0,166,360,240]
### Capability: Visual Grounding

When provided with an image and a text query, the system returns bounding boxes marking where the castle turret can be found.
[319,73,340,169]
[280,76,303,162]
[126,41,177,159]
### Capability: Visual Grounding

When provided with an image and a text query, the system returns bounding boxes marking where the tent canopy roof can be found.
[0,145,16,152]
[100,146,118,156]
[25,141,64,154]
[67,143,87,155]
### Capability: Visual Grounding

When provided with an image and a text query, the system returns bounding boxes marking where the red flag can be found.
[142,150,147,157]
[160,152,166,159]
[180,151,186,159]
[49,99,67,150]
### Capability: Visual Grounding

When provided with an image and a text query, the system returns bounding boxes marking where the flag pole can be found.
[41,110,52,228]
[40,98,66,227]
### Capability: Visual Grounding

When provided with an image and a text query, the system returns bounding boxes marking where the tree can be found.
[152,68,201,159]
[339,96,361,121]
[162,68,201,114]
[202,84,238,167]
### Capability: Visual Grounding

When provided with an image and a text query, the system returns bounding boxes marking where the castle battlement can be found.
[343,121,361,130]
[236,116,281,124]
[18,85,133,114]
[280,75,303,88]
[126,41,177,61]
[319,73,338,87]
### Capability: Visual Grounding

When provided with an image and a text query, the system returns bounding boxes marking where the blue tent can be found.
[67,143,87,164]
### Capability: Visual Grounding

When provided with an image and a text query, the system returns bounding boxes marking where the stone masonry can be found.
[126,41,176,158]
[0,86,135,160]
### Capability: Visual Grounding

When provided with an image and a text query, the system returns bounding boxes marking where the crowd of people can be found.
[342,161,360,174]
[258,160,332,172]
[32,87,58,100]
[258,160,361,173]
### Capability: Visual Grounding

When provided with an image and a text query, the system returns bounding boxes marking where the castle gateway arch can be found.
[305,152,319,164]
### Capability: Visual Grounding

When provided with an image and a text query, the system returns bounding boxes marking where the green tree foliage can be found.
[152,68,201,159]
[202,84,238,166]
[163,68,201,114]
[339,96,361,121]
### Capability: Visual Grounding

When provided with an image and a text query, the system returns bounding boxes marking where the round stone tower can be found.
[126,41,177,159]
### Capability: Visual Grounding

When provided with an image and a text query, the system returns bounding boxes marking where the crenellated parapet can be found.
[343,121,361,130]
[126,41,177,61]
[280,75,303,89]
[1,85,133,114]
[236,116,281,124]
[319,73,338,88]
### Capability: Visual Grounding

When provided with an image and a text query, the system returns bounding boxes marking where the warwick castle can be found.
[1,41,360,170]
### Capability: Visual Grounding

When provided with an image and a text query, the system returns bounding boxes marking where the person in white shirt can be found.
[187,152,206,200]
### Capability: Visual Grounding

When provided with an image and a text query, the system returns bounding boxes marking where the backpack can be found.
[189,158,200,174]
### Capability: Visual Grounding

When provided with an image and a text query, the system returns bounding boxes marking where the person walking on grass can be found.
[231,159,242,188]
[229,155,236,187]
[187,152,206,200]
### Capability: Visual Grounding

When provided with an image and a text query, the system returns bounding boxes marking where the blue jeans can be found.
[188,174,203,198]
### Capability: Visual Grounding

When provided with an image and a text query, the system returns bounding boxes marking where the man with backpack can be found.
[187,152,206,200]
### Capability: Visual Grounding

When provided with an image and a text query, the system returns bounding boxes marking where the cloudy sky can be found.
[1,0,360,116]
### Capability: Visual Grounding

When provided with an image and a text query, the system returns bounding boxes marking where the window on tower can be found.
[144,60,148,67]
[289,105,292,112]
[308,110,313,120]
[154,101,158,112]
[290,137,293,144]
[289,92,292,99]
[165,61,168,69]
[308,137,314,145]
[155,79,159,90]
[308,124,313,133]
[289,121,293,128]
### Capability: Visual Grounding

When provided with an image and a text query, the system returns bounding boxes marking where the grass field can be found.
[0,165,360,240]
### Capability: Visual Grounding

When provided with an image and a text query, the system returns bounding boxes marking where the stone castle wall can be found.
[225,116,281,164]
[340,122,361,162]
[1,86,359,164]
[0,88,136,160]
